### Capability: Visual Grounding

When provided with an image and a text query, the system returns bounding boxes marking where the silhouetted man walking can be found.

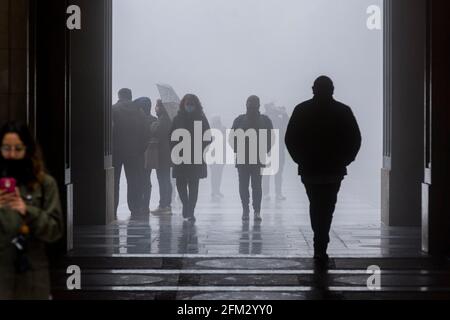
[285,76,361,261]
[231,96,274,222]
[112,88,149,217]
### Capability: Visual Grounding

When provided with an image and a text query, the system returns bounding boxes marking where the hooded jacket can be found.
[230,112,274,168]
[112,100,149,158]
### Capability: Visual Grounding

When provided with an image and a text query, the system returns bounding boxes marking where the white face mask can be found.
[186,105,196,113]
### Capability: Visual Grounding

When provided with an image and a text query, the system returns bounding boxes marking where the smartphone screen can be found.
[0,178,17,193]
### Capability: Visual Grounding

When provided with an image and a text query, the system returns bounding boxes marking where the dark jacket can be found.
[146,108,173,170]
[265,109,289,164]
[144,114,158,170]
[170,110,211,179]
[112,100,149,158]
[230,113,274,167]
[285,97,362,178]
[0,174,64,299]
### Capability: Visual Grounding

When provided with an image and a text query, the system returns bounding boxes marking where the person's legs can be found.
[211,165,220,196]
[176,176,189,218]
[262,174,270,198]
[187,177,200,218]
[124,155,145,214]
[157,167,172,208]
[250,166,263,214]
[142,168,152,213]
[171,170,180,206]
[113,155,123,216]
[216,165,224,196]
[238,167,251,215]
[304,182,342,256]
[275,161,285,199]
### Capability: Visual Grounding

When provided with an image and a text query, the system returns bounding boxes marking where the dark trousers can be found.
[156,167,172,208]
[263,161,285,196]
[238,166,262,213]
[176,176,200,218]
[113,154,145,215]
[303,182,342,253]
[142,168,153,212]
[210,164,224,195]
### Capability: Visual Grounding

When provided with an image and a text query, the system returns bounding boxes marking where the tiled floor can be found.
[72,164,422,258]
[53,256,450,300]
[56,165,450,300]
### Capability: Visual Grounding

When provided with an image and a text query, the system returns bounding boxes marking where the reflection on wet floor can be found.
[61,163,448,301]
[73,166,422,258]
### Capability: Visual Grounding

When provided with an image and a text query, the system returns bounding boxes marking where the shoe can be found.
[182,206,189,218]
[188,216,196,223]
[151,206,172,215]
[254,212,262,222]
[263,195,271,201]
[314,245,329,262]
[314,253,329,261]
[242,207,250,221]
[276,195,287,201]
[218,192,225,198]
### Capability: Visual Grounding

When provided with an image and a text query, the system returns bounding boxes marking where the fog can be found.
[113,0,383,210]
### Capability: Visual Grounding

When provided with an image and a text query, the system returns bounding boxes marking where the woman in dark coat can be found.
[170,94,211,223]
[0,121,64,299]
[150,100,174,214]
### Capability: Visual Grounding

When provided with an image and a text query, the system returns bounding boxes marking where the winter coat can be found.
[0,174,64,300]
[170,110,211,179]
[144,114,158,170]
[285,97,362,178]
[149,111,173,170]
[230,113,274,168]
[112,100,149,158]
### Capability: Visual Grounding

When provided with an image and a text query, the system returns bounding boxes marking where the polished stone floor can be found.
[55,165,450,300]
[72,164,421,258]
[53,256,450,300]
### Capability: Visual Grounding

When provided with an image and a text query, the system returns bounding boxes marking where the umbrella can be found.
[156,83,181,120]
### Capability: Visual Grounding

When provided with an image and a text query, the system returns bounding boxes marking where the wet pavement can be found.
[52,165,450,300]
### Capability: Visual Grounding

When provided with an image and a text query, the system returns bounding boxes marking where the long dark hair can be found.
[179,94,205,117]
[0,121,46,187]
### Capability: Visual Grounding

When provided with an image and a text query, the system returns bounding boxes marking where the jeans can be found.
[142,168,153,212]
[176,176,200,218]
[237,166,263,213]
[210,164,224,195]
[156,167,172,208]
[113,154,145,215]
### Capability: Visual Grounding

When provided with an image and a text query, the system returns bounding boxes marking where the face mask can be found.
[0,158,33,183]
[186,105,196,113]
[247,107,260,117]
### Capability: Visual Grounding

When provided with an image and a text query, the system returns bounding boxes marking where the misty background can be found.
[113,0,383,213]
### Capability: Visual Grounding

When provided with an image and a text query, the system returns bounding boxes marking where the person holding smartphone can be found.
[0,121,64,300]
